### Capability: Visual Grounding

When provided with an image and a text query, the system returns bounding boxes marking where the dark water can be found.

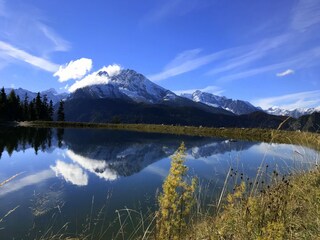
[0,127,318,239]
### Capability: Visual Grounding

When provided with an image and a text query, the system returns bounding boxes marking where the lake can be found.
[0,127,318,239]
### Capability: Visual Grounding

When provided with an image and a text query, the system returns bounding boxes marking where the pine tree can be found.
[35,92,42,120]
[29,100,36,121]
[0,87,7,120]
[48,100,54,121]
[23,94,29,120]
[7,90,19,120]
[57,100,65,121]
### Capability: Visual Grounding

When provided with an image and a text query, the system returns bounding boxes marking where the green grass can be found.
[188,166,320,239]
[10,121,320,239]
[19,121,320,151]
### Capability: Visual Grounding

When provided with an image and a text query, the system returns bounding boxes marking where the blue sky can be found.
[0,0,319,110]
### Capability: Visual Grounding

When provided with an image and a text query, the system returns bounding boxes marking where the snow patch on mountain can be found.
[265,107,320,118]
[4,88,68,104]
[71,68,176,104]
[181,90,259,115]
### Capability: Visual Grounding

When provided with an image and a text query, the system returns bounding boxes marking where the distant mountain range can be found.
[4,87,67,104]
[4,68,319,131]
[181,90,260,115]
[264,107,320,119]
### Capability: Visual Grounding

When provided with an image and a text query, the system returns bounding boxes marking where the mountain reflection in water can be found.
[0,127,318,239]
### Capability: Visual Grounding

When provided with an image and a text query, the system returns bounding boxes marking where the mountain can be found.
[62,68,294,128]
[71,69,174,104]
[181,90,260,115]
[265,107,320,118]
[69,69,233,115]
[4,87,68,104]
[62,129,255,178]
[3,68,319,131]
[283,112,320,132]
[178,90,320,118]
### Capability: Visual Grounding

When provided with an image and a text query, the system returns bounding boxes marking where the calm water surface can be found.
[0,127,318,239]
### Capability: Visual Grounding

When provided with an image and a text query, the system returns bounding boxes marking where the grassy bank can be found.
[188,165,320,239]
[19,121,320,150]
[1,121,319,239]
[141,143,320,239]
[119,143,320,239]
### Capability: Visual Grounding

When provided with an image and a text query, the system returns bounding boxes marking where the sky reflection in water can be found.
[0,127,318,238]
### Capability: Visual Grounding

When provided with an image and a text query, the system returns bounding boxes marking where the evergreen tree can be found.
[57,100,65,121]
[0,87,7,120]
[0,87,6,103]
[42,94,49,120]
[29,100,36,121]
[16,95,23,120]
[0,88,54,122]
[7,90,20,120]
[35,92,42,120]
[48,100,54,121]
[23,94,29,120]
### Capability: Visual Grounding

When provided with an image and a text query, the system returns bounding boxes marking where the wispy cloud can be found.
[0,0,70,71]
[0,1,70,54]
[141,0,212,25]
[149,34,291,82]
[252,90,320,110]
[206,34,291,76]
[37,23,71,52]
[0,40,59,72]
[276,69,295,77]
[216,46,320,83]
[148,48,238,82]
[291,0,320,31]
[174,85,224,96]
[54,58,93,82]
[0,0,6,17]
[0,170,54,197]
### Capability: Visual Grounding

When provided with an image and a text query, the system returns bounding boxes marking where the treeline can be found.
[0,87,65,121]
[0,127,64,158]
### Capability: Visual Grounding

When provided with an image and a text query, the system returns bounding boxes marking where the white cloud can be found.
[252,90,320,110]
[0,40,59,72]
[54,58,93,82]
[103,64,122,77]
[68,64,122,92]
[276,69,295,77]
[51,160,88,186]
[66,150,118,181]
[174,85,224,96]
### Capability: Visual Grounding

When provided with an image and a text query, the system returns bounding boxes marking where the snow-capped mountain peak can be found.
[265,107,320,118]
[71,68,175,104]
[181,90,259,115]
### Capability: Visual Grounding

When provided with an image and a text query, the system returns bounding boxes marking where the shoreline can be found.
[15,121,320,150]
